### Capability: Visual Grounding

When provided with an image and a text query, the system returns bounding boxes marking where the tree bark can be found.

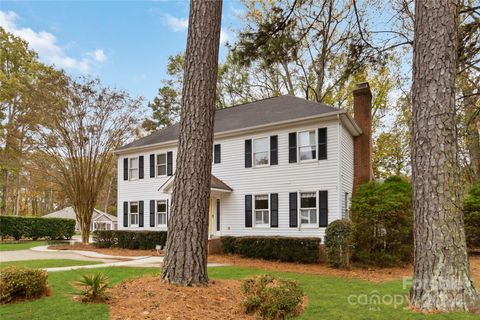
[161,0,222,286]
[410,0,479,312]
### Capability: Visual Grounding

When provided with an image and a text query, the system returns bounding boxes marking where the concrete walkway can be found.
[1,246,228,272]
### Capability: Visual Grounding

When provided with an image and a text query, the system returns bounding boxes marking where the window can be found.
[129,158,139,180]
[157,153,167,176]
[298,131,316,161]
[253,137,269,166]
[254,194,269,226]
[129,201,139,227]
[300,192,317,225]
[156,200,167,226]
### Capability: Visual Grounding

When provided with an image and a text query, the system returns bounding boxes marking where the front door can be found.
[209,197,221,238]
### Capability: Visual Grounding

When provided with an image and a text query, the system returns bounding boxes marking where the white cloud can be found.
[0,10,106,73]
[220,29,230,45]
[92,49,107,62]
[163,14,188,32]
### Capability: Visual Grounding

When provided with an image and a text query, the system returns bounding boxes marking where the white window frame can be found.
[254,194,270,227]
[299,191,318,227]
[129,201,139,227]
[156,200,167,227]
[156,153,167,177]
[297,130,317,162]
[129,157,139,180]
[252,137,270,167]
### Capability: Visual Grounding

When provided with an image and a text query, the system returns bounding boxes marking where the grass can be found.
[0,259,103,270]
[0,262,477,320]
[0,240,45,251]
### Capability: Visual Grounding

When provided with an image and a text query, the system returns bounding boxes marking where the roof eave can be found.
[114,110,346,155]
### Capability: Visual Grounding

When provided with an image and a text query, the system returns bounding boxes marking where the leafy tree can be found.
[38,78,141,244]
[464,181,480,248]
[0,27,68,216]
[161,0,223,285]
[350,176,413,267]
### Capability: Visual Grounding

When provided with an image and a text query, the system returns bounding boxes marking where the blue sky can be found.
[0,1,244,102]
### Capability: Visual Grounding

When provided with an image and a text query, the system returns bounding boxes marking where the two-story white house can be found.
[115,83,373,241]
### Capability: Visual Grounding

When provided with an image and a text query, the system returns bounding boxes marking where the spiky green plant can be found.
[74,272,109,303]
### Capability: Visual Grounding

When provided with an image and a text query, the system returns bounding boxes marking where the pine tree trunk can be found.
[410,0,479,312]
[161,0,222,286]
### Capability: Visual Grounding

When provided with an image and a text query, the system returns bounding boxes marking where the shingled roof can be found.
[117,95,341,152]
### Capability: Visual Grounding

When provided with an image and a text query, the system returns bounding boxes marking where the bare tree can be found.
[410,0,479,312]
[39,78,141,244]
[161,0,222,285]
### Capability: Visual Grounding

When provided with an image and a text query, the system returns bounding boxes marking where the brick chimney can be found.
[353,82,373,193]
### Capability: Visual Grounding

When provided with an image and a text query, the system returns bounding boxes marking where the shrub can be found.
[0,266,49,304]
[242,275,304,320]
[92,230,116,248]
[75,272,109,303]
[464,181,480,248]
[324,219,355,268]
[351,176,413,267]
[220,236,321,263]
[93,230,167,250]
[0,216,75,240]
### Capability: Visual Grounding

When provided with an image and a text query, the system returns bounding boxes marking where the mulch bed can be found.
[208,254,480,285]
[48,244,159,257]
[108,276,254,320]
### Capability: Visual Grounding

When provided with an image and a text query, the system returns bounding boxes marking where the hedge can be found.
[220,236,321,263]
[93,230,167,250]
[0,216,75,240]
[0,266,49,304]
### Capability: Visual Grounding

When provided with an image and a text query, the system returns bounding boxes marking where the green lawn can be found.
[0,259,103,270]
[0,241,45,251]
[0,263,477,320]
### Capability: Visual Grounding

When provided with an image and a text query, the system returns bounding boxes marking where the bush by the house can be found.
[93,230,167,250]
[0,216,75,240]
[74,272,109,303]
[221,236,321,263]
[324,219,355,268]
[0,266,49,304]
[351,176,413,267]
[464,181,480,248]
[92,230,117,248]
[242,274,304,320]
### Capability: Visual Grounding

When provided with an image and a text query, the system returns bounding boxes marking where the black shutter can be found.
[270,136,278,165]
[150,154,155,178]
[319,191,328,227]
[166,199,169,227]
[150,200,155,227]
[318,128,327,160]
[245,195,252,227]
[216,199,221,231]
[167,152,173,176]
[123,201,128,227]
[139,156,144,179]
[139,200,144,227]
[123,158,128,181]
[245,139,252,168]
[289,192,298,227]
[214,144,221,164]
[270,193,278,227]
[288,132,297,163]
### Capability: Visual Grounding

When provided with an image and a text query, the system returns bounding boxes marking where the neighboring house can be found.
[43,207,118,231]
[115,83,373,241]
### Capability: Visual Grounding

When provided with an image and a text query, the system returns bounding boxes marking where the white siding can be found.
[340,123,354,218]
[117,118,355,240]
